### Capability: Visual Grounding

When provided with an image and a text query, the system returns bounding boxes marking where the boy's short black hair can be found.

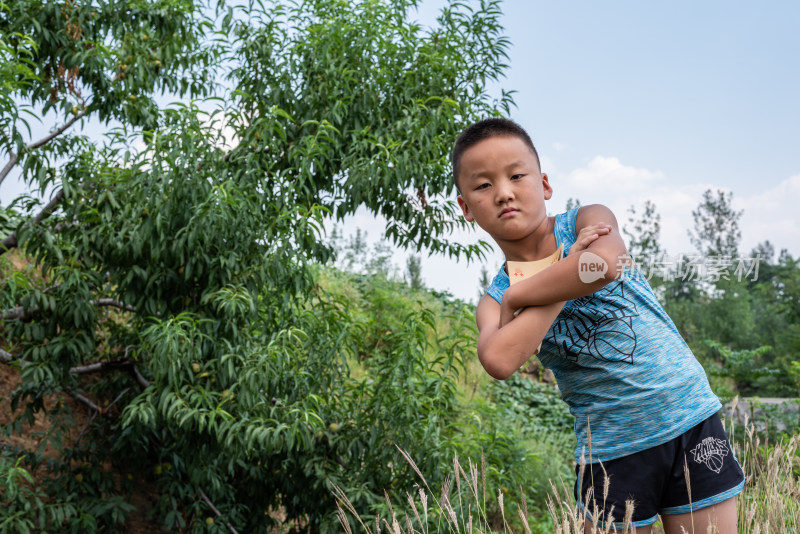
[451,118,540,191]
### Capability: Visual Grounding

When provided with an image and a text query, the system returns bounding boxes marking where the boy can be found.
[453,118,744,533]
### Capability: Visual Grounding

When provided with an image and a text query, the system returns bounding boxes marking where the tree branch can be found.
[71,391,104,415]
[0,152,18,187]
[1,189,66,255]
[30,110,87,151]
[0,110,87,187]
[198,488,240,534]
[69,359,134,375]
[92,298,138,313]
[1,225,18,252]
[34,189,66,223]
[1,295,137,322]
[131,365,151,389]
[69,357,150,389]
[1,305,29,322]
[69,390,127,421]
[73,411,97,447]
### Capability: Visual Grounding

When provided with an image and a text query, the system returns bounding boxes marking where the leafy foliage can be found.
[0,0,518,531]
[1,0,216,130]
[702,340,776,397]
[2,2,798,533]
[490,372,574,435]
[623,199,662,273]
[633,193,800,399]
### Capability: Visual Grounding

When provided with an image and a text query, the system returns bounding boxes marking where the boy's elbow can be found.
[483,362,515,381]
[602,263,622,282]
[603,249,632,282]
[493,370,515,381]
[477,346,517,380]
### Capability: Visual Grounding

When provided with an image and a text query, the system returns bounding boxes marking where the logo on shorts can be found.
[690,437,729,473]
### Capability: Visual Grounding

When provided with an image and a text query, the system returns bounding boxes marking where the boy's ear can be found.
[457,195,475,222]
[542,172,553,200]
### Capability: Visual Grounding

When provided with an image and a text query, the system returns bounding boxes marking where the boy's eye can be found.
[475,183,490,190]
[511,174,524,180]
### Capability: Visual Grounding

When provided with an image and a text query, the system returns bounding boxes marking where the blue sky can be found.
[488,0,799,196]
[387,0,800,300]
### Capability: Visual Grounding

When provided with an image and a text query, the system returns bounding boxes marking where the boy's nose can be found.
[494,182,514,204]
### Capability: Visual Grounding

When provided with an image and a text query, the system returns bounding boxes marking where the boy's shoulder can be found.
[573,204,619,227]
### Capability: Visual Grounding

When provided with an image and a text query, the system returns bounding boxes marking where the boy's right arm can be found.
[475,294,565,380]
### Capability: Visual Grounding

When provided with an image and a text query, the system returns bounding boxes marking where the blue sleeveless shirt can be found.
[486,207,721,463]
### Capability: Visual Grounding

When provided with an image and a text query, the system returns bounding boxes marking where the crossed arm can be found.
[476,204,630,380]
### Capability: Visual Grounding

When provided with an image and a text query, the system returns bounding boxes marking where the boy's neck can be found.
[499,216,558,263]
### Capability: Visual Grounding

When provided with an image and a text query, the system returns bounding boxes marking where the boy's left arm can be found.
[500,204,630,324]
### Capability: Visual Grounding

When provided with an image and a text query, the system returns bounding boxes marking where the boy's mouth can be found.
[499,207,519,218]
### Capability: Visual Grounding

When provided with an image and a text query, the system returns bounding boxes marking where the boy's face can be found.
[456,135,552,245]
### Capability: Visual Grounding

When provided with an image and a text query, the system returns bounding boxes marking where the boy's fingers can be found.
[574,225,610,250]
[581,224,610,234]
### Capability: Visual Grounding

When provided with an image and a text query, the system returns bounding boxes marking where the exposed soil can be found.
[1,249,166,532]
[1,359,172,533]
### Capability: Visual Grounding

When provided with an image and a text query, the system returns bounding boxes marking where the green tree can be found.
[0,16,38,179]
[751,240,775,265]
[624,200,662,261]
[405,254,424,290]
[624,200,664,288]
[333,226,370,272]
[665,189,743,334]
[0,0,216,196]
[0,1,511,532]
[565,197,581,211]
[688,188,743,258]
[742,248,800,395]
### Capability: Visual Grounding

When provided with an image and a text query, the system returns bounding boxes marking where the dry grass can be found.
[332,446,528,534]
[332,406,800,533]
[730,399,800,534]
[546,463,635,534]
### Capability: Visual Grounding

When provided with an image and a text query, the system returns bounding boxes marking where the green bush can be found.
[490,372,575,435]
[1,0,513,530]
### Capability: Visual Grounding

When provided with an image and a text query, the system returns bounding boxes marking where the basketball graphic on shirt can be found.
[543,280,638,364]
[586,317,637,363]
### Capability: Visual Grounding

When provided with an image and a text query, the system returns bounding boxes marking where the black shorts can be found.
[574,413,745,529]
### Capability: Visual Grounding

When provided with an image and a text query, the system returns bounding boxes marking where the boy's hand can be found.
[571,222,612,253]
[500,299,516,328]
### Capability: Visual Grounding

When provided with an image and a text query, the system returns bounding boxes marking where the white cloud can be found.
[553,156,712,256]
[564,156,663,195]
[552,142,567,152]
[737,173,800,255]
[555,156,800,260]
